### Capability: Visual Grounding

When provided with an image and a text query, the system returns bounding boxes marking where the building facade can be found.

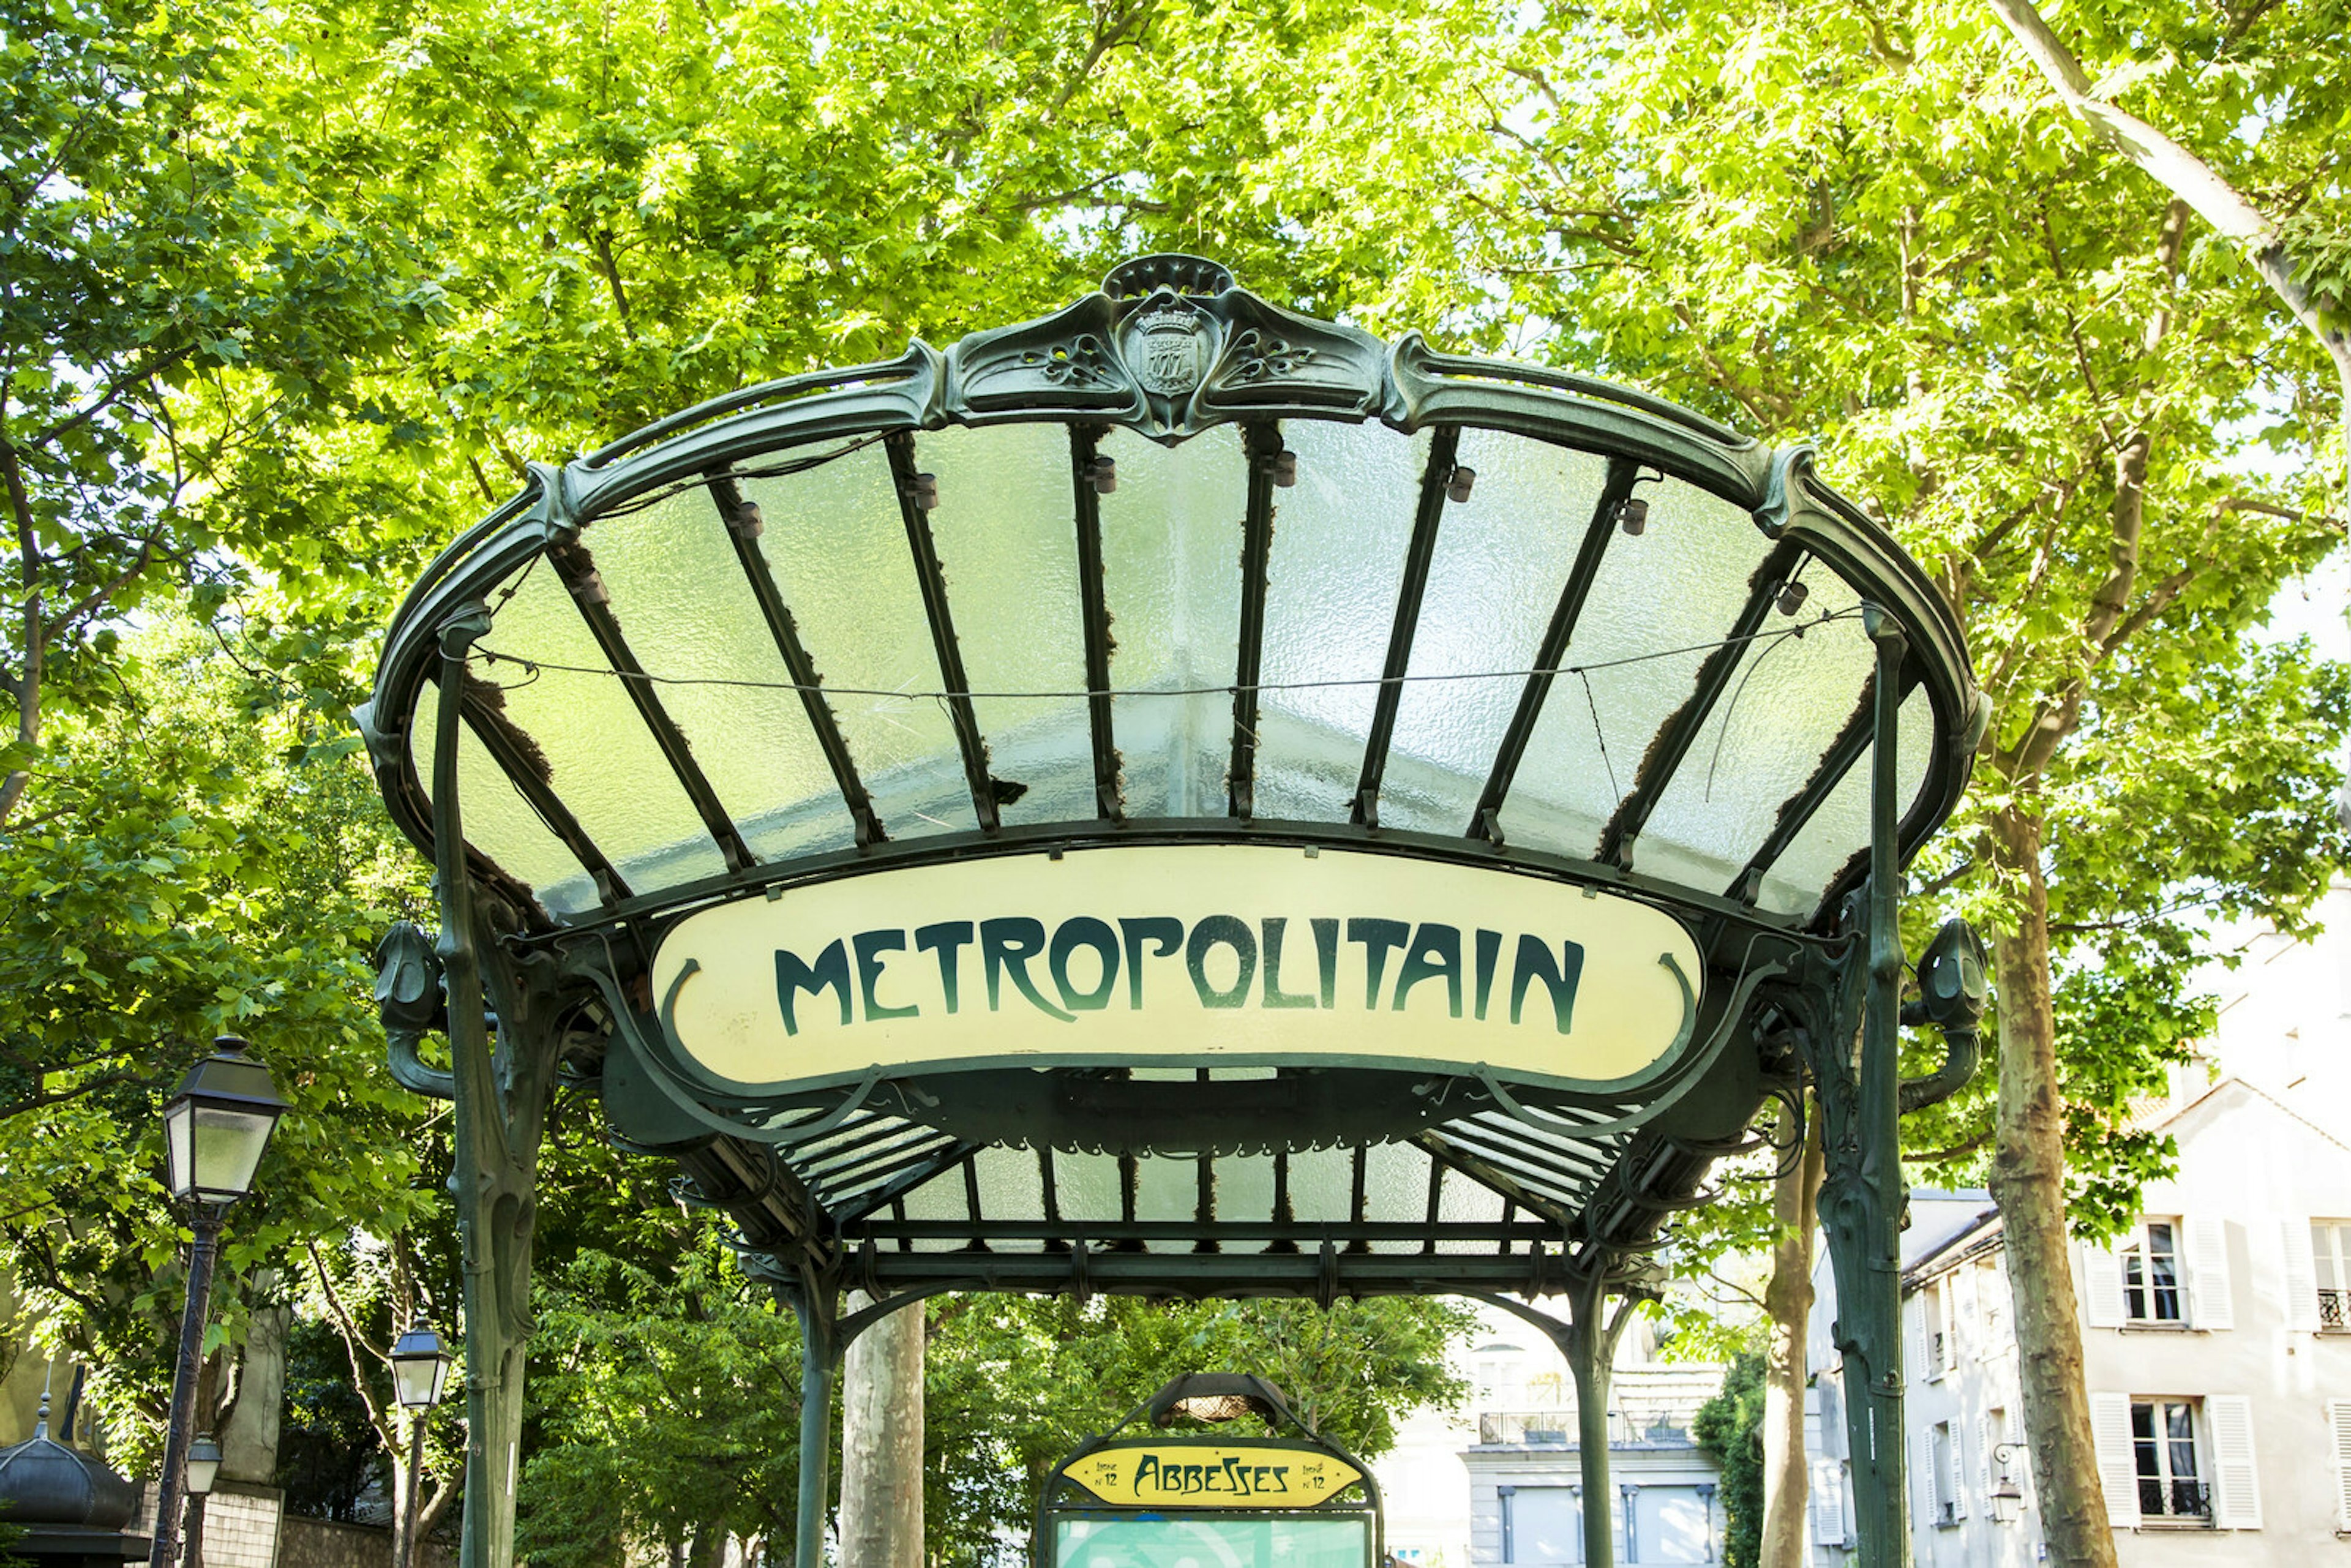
[1812,1079,2351,1566]
[1376,1307,1729,1567]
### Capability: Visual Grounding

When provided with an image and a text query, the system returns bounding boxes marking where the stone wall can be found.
[277,1515,457,1568]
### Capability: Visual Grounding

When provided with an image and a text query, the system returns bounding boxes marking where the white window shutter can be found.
[1920,1433,1941,1523]
[2327,1400,2351,1530]
[2285,1219,2322,1333]
[1982,1261,2009,1358]
[1949,1272,1973,1367]
[2082,1240,2127,1329]
[1977,1413,1993,1499]
[2186,1216,2235,1329]
[1910,1305,1929,1386]
[1811,1457,1848,1545]
[1951,1422,1969,1518]
[2208,1395,2260,1528]
[2090,1392,2141,1528]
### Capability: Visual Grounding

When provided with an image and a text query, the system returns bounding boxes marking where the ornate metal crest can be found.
[1130,303,1209,396]
[945,253,1390,438]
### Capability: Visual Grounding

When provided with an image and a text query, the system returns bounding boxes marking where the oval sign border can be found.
[649,844,1703,1095]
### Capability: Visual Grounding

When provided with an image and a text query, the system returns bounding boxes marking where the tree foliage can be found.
[1691,1348,1766,1568]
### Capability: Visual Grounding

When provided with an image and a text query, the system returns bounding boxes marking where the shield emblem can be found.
[1133,307,1206,396]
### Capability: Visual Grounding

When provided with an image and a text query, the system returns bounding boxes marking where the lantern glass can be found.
[391,1328,451,1409]
[186,1435,222,1497]
[160,1038,286,1204]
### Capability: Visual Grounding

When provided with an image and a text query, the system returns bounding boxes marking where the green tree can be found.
[0,0,433,825]
[1264,4,2349,1559]
[0,617,436,1466]
[1692,1348,1766,1568]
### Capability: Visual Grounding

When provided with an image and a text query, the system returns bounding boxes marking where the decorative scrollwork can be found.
[1217,327,1316,385]
[1016,334,1118,388]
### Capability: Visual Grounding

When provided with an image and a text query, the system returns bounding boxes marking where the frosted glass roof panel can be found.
[575,486,857,863]
[922,424,1095,827]
[1098,424,1247,817]
[1753,685,1937,915]
[737,448,976,841]
[396,421,1962,932]
[1635,568,1874,891]
[1496,475,1774,860]
[1378,432,1605,835]
[471,562,729,891]
[1253,421,1433,822]
[405,697,599,915]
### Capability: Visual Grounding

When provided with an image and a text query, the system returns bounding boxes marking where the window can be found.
[1625,1484,1714,1564]
[1924,1285,1948,1379]
[1475,1342,1525,1403]
[1979,1262,2007,1353]
[1503,1485,1580,1564]
[2130,1400,2210,1523]
[1929,1422,1962,1525]
[2121,1220,2184,1323]
[1983,1408,2027,1521]
[2312,1223,2351,1329]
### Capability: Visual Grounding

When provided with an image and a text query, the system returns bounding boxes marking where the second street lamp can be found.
[389,1326,452,1568]
[150,1037,286,1568]
[182,1434,221,1567]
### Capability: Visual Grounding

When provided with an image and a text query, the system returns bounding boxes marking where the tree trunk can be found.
[837,1293,923,1568]
[219,1303,288,1485]
[1986,807,2117,1568]
[1760,1107,1824,1568]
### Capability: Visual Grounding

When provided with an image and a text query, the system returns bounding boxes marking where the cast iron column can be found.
[1817,607,1913,1567]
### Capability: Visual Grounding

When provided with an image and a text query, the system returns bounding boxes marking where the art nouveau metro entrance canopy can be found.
[362,255,1985,1568]
[361,253,1978,1286]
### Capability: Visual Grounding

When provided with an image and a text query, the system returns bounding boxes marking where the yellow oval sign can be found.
[1062,1441,1364,1508]
[651,844,1701,1090]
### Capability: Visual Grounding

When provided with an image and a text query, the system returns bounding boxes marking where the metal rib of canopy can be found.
[359,254,1981,1297]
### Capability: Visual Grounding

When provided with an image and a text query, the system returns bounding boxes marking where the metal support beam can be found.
[431,604,563,1568]
[778,1281,839,1568]
[1469,456,1638,841]
[542,539,756,872]
[457,694,629,902]
[1597,539,1804,869]
[1068,426,1122,821]
[1229,424,1284,819]
[1468,1269,1649,1568]
[885,431,1000,833]
[1352,427,1461,828]
[707,471,885,847]
[1810,605,1913,1568]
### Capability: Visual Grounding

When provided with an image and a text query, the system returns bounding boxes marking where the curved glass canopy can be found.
[359,254,1979,1278]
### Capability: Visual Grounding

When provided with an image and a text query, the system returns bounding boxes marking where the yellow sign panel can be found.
[651,844,1700,1090]
[1063,1442,1364,1508]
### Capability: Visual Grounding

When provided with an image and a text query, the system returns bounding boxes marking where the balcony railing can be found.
[1477,1410,1688,1446]
[2137,1477,2211,1521]
[2320,1288,2345,1329]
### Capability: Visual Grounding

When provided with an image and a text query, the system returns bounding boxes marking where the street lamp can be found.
[184,1435,221,1499]
[150,1037,286,1568]
[181,1433,222,1568]
[390,1326,452,1568]
[1990,1442,2026,1522]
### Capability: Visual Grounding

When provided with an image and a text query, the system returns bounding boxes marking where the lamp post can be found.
[388,1326,452,1568]
[150,1037,286,1568]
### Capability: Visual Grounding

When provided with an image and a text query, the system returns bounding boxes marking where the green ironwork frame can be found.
[361,257,1987,1568]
